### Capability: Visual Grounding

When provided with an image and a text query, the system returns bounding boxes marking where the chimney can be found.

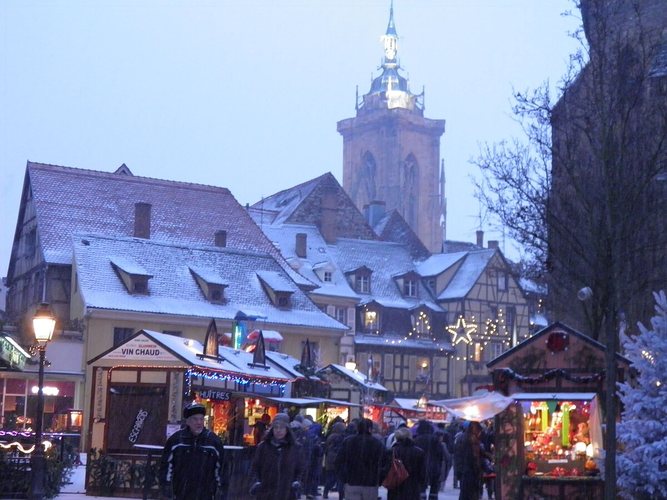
[365,200,386,228]
[296,233,307,258]
[488,240,499,249]
[134,203,151,239]
[215,230,227,248]
[476,230,484,248]
[320,188,338,244]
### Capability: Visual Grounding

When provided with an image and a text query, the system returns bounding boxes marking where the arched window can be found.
[403,154,419,228]
[352,151,377,209]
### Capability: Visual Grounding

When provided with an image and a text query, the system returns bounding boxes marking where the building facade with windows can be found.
[3,162,347,447]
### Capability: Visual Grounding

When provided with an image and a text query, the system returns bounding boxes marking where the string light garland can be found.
[186,367,288,395]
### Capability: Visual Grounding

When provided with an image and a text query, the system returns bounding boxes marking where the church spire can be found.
[381,0,398,66]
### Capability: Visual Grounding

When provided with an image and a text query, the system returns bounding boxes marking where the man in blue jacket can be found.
[159,403,225,500]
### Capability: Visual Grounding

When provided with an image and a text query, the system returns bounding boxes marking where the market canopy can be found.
[431,391,514,421]
[259,396,362,407]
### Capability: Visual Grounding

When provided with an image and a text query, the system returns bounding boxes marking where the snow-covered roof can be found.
[127,330,293,382]
[415,252,467,277]
[328,238,441,311]
[256,270,297,293]
[391,398,424,410]
[14,162,311,288]
[249,175,324,226]
[265,351,312,379]
[520,278,547,295]
[319,363,388,392]
[257,224,360,301]
[531,313,549,327]
[110,255,151,276]
[73,233,347,331]
[354,334,454,354]
[189,266,228,286]
[437,249,497,300]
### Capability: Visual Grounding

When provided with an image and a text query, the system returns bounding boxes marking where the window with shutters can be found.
[335,307,347,324]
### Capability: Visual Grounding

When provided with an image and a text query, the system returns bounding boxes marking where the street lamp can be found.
[28,303,56,500]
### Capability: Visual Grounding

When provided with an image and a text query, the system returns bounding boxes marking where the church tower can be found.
[338,3,446,253]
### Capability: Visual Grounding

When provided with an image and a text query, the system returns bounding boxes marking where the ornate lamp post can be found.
[28,303,56,500]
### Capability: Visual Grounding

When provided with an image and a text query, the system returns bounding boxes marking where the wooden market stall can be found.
[486,322,630,500]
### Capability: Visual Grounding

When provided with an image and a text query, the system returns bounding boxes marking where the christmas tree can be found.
[617,291,667,499]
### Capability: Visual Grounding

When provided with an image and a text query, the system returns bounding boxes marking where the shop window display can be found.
[521,398,600,477]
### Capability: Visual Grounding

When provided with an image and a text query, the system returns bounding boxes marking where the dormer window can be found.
[356,275,370,293]
[346,266,372,294]
[110,257,153,296]
[256,270,296,309]
[364,309,379,332]
[393,271,419,298]
[133,280,148,294]
[404,279,417,297]
[312,261,336,284]
[189,267,229,304]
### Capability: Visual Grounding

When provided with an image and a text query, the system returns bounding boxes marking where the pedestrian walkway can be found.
[54,456,467,500]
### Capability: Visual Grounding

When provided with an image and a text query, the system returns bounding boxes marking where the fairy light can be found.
[186,368,288,395]
[447,316,477,345]
[0,440,52,455]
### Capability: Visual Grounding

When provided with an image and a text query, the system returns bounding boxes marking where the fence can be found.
[86,446,257,500]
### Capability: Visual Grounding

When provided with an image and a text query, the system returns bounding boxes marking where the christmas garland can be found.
[495,367,605,385]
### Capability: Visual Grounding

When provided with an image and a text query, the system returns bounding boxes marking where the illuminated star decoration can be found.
[447,316,477,345]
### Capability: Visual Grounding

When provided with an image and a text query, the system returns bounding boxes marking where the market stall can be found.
[86,329,296,453]
[316,363,388,421]
[486,322,630,500]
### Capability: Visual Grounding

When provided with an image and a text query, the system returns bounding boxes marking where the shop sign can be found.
[0,334,28,371]
[106,335,179,361]
[128,408,148,443]
[199,389,232,401]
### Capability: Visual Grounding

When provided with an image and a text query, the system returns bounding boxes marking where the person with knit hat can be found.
[159,402,225,500]
[249,412,306,500]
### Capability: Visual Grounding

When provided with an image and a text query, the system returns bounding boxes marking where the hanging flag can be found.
[203,319,219,357]
[301,339,312,368]
[252,330,267,366]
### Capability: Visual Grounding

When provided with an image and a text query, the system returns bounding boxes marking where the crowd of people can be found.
[158,403,496,500]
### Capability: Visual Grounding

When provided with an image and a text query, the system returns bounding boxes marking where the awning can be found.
[511,392,597,401]
[259,396,362,407]
[431,392,514,421]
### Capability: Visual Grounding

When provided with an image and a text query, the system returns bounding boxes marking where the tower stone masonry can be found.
[338,3,446,253]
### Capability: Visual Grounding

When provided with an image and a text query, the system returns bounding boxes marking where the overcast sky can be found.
[0,0,581,282]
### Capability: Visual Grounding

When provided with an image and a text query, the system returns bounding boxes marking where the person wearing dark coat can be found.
[323,421,347,499]
[458,421,483,500]
[334,418,390,500]
[452,423,466,489]
[159,403,225,500]
[435,430,452,491]
[413,419,444,500]
[301,421,324,500]
[249,413,306,500]
[385,427,426,500]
